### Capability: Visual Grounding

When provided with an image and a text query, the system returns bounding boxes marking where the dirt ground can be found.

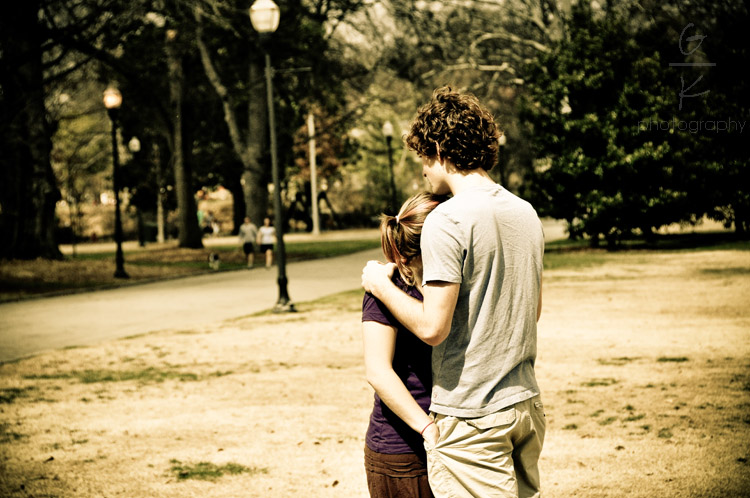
[1,247,749,497]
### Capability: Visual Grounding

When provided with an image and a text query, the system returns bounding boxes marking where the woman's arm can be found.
[362,321,434,435]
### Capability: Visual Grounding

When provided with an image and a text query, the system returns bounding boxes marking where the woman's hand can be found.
[422,421,440,447]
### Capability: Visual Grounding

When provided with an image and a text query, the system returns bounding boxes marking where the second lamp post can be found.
[103,86,129,279]
[250,0,294,312]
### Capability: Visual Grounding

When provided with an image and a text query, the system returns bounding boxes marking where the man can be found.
[238,216,258,268]
[361,87,545,498]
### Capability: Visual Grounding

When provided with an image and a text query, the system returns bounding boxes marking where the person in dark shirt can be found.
[362,192,444,498]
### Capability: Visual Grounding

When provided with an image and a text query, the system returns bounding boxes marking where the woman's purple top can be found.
[362,273,432,456]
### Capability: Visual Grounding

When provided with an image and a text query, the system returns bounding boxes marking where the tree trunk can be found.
[244,61,270,225]
[225,174,245,235]
[196,19,270,228]
[153,142,166,243]
[242,168,269,227]
[0,1,62,260]
[165,31,203,249]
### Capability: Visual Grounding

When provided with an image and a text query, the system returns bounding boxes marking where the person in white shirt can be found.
[257,217,275,268]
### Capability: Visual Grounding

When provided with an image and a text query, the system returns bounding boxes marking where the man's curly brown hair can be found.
[405,87,500,171]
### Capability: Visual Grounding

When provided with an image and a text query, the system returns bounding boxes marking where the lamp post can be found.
[250,0,294,312]
[497,133,507,187]
[103,85,129,279]
[128,137,146,247]
[308,112,320,235]
[382,120,397,215]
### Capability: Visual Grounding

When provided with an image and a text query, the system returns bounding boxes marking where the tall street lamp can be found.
[250,0,294,312]
[103,85,129,279]
[382,120,397,215]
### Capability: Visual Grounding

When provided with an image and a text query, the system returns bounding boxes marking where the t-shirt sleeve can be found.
[421,209,464,284]
[362,292,397,326]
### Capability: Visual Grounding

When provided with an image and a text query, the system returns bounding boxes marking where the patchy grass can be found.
[542,249,615,271]
[658,428,674,439]
[657,356,689,363]
[597,357,640,366]
[581,378,619,387]
[0,386,36,404]
[598,416,618,426]
[169,459,265,481]
[624,413,646,422]
[22,368,232,384]
[0,423,26,443]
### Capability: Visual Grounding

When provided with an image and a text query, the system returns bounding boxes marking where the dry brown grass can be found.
[0,248,209,302]
[1,248,749,497]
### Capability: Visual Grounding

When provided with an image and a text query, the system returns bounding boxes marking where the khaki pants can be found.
[424,396,545,498]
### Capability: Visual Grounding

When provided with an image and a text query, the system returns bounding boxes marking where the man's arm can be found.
[361,261,459,346]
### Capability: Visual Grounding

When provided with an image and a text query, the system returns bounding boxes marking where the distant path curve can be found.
[0,248,381,363]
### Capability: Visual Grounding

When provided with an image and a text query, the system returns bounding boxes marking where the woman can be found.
[362,192,444,498]
[257,217,275,268]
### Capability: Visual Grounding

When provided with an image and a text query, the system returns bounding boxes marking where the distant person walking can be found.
[258,217,275,268]
[238,217,259,268]
[203,210,216,236]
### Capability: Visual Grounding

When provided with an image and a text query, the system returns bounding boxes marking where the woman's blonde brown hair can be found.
[380,192,445,287]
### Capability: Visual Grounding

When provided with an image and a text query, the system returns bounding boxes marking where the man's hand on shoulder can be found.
[361,260,396,296]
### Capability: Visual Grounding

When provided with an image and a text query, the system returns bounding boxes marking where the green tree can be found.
[695,1,750,234]
[520,2,730,245]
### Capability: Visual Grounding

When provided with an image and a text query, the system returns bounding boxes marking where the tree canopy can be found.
[1,0,746,260]
[520,0,748,244]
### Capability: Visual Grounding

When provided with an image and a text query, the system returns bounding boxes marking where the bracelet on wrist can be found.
[420,420,435,436]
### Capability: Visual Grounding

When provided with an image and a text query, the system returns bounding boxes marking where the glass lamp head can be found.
[103,87,122,110]
[382,121,394,139]
[249,0,280,33]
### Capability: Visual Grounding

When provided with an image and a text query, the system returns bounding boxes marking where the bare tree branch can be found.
[194,7,249,167]
[470,32,552,54]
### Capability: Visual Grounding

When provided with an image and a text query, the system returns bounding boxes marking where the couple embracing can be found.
[361,88,546,498]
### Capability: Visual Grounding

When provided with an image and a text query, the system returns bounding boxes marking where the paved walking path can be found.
[0,221,569,363]
[0,247,385,363]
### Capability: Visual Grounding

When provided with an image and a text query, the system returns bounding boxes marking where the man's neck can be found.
[446,167,497,195]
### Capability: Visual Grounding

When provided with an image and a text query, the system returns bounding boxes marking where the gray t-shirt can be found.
[238,223,258,244]
[421,184,544,418]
